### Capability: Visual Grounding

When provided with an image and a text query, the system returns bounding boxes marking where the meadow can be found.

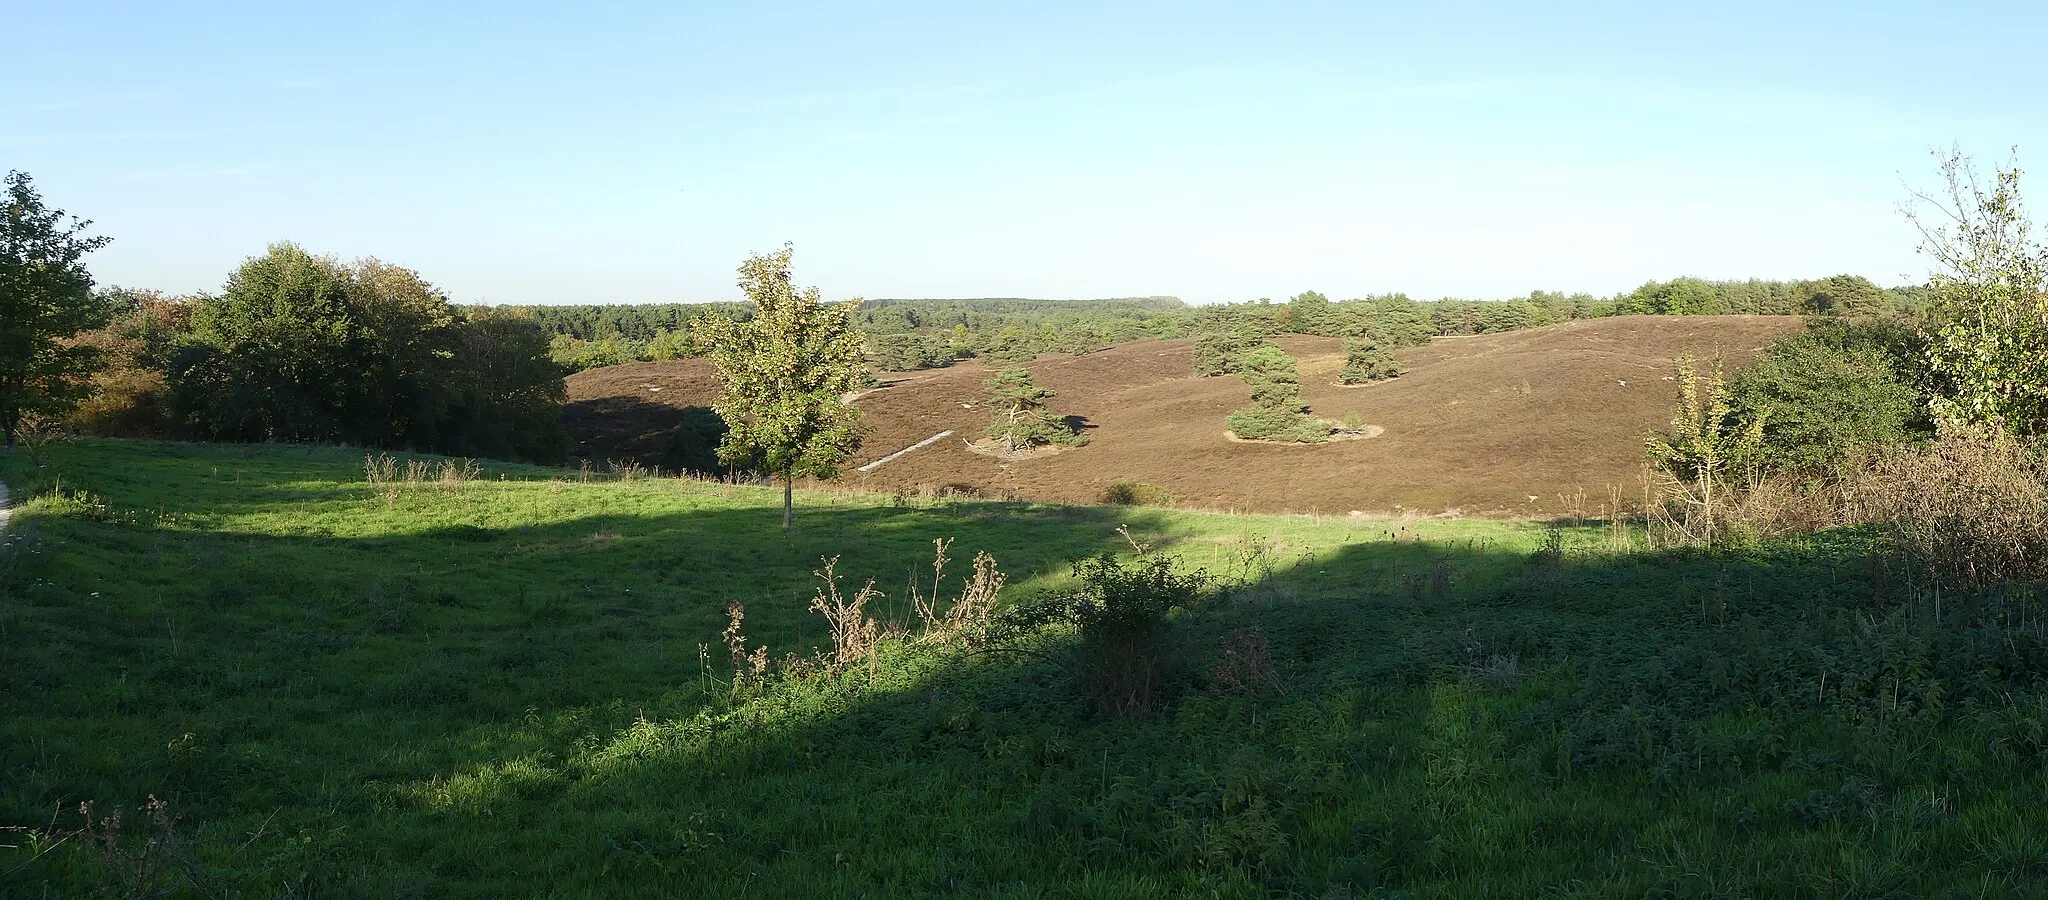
[4,439,2048,897]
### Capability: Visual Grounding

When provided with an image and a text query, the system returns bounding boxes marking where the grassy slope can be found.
[3,440,2046,897]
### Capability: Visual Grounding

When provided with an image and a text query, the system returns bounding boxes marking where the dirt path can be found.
[856,431,954,472]
[0,481,11,535]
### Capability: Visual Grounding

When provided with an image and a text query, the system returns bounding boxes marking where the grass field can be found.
[4,439,2048,897]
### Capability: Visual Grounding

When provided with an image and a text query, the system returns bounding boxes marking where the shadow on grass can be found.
[8,450,2048,896]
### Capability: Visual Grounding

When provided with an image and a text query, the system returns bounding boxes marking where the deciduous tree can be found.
[699,246,867,529]
[1905,148,2048,437]
[0,171,112,448]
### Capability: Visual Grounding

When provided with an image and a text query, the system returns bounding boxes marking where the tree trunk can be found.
[2,413,14,451]
[783,469,794,531]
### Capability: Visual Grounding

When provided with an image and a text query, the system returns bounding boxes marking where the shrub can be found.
[1224,407,1334,442]
[1728,318,1933,472]
[981,367,1085,452]
[1100,479,1171,506]
[1645,357,1767,545]
[1844,427,2048,592]
[1001,553,1209,717]
[1337,338,1402,383]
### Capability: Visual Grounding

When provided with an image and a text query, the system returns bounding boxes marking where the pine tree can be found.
[1338,338,1402,384]
[699,246,868,529]
[1226,345,1332,442]
[982,367,1084,453]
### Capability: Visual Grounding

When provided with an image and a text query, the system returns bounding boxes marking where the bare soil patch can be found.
[1223,424,1384,445]
[964,438,1077,460]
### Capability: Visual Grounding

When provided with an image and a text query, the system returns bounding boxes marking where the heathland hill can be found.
[566,315,1802,515]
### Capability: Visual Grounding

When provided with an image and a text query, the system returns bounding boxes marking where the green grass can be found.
[3,439,2047,897]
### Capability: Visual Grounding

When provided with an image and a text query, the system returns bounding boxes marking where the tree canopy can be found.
[1908,149,2048,438]
[698,246,868,529]
[0,171,112,447]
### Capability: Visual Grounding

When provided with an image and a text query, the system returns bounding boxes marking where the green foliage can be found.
[0,170,113,448]
[1908,150,2048,437]
[698,246,867,527]
[1283,290,1335,335]
[1728,319,1933,471]
[1001,552,1209,717]
[1227,345,1333,442]
[867,331,956,371]
[168,245,566,461]
[981,367,1084,453]
[1646,357,1768,544]
[548,333,631,372]
[1618,277,1723,315]
[1190,328,1265,376]
[1337,337,1402,384]
[1796,273,1890,316]
[65,290,187,438]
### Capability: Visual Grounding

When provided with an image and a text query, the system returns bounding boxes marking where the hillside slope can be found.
[566,315,1802,515]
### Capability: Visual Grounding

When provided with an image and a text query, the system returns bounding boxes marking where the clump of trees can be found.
[1225,345,1333,443]
[1338,338,1402,384]
[699,245,867,530]
[1,172,570,463]
[981,367,1085,453]
[162,244,568,462]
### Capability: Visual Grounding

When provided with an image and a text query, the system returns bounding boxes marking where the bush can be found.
[1728,318,1933,472]
[1099,479,1171,506]
[982,368,1085,452]
[1224,407,1334,442]
[1002,553,1209,717]
[1845,427,2048,592]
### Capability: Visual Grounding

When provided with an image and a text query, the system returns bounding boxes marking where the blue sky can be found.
[8,2,2044,305]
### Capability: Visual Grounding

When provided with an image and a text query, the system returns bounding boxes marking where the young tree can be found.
[1905,149,2048,437]
[699,246,867,529]
[1338,337,1402,383]
[982,366,1084,453]
[1645,357,1768,545]
[0,171,113,448]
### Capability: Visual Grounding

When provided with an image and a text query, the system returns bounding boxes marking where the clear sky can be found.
[8,1,2044,305]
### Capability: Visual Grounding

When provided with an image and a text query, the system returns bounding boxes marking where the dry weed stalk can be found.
[435,457,481,488]
[1844,426,2048,591]
[723,601,769,688]
[365,453,481,501]
[1208,626,1286,696]
[906,538,1007,646]
[810,557,883,675]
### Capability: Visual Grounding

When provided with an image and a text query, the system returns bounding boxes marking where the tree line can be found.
[530,275,1925,374]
